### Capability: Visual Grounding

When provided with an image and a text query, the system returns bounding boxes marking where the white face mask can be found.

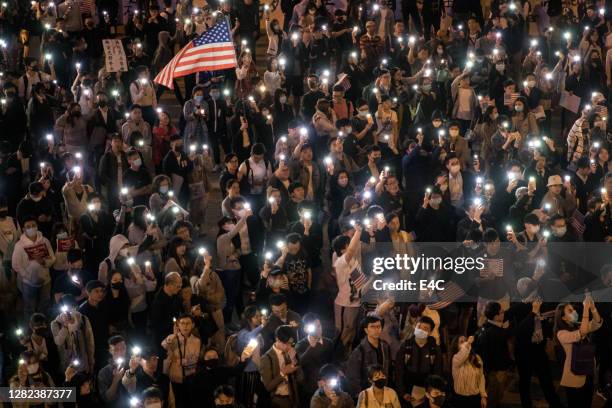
[31,195,42,202]
[27,363,40,374]
[358,110,369,118]
[345,127,352,134]
[132,158,142,167]
[413,327,428,339]
[119,248,129,257]
[25,227,38,238]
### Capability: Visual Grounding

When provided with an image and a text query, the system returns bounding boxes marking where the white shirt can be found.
[333,253,362,307]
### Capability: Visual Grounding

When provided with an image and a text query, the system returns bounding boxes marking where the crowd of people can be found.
[0,0,612,407]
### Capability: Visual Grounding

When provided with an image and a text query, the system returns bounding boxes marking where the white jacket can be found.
[11,231,55,287]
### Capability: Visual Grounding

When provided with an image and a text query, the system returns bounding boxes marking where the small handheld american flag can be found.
[154,19,237,89]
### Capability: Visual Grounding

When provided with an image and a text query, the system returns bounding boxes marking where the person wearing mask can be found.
[123,149,152,207]
[395,316,442,405]
[16,182,55,239]
[183,85,210,147]
[18,58,55,101]
[78,280,109,372]
[450,67,478,133]
[355,364,400,408]
[237,143,273,212]
[50,294,95,374]
[152,111,178,173]
[300,75,326,122]
[290,143,324,205]
[87,92,121,171]
[27,82,57,144]
[12,216,56,317]
[260,325,304,408]
[554,295,602,407]
[279,30,308,113]
[161,314,202,407]
[346,315,392,397]
[206,85,231,170]
[422,375,452,408]
[17,313,61,385]
[474,301,512,408]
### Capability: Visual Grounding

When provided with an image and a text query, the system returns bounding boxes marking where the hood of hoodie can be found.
[158,31,171,47]
[341,196,359,216]
[109,234,129,263]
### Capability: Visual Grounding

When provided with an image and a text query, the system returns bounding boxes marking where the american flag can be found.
[154,19,237,89]
[350,267,367,291]
[480,258,504,278]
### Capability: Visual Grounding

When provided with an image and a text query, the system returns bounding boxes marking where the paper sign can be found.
[24,243,50,261]
[103,39,128,73]
[559,91,580,114]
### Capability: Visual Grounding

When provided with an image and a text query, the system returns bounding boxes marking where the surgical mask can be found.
[568,310,579,323]
[491,113,499,120]
[57,232,68,239]
[119,248,129,256]
[358,110,369,118]
[111,282,123,290]
[31,195,42,202]
[552,226,566,237]
[279,95,287,104]
[437,48,444,55]
[527,80,536,88]
[496,64,505,72]
[422,84,432,92]
[373,378,387,389]
[27,363,40,374]
[132,158,142,167]
[25,227,38,238]
[413,327,428,339]
[97,100,107,108]
[430,198,442,206]
[345,127,352,134]
[34,327,49,336]
[160,186,169,194]
[194,95,204,104]
[515,105,524,112]
[210,92,220,100]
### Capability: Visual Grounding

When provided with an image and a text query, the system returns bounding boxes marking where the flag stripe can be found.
[184,42,235,55]
[175,59,238,72]
[179,50,237,62]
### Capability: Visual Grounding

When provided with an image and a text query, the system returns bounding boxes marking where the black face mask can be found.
[111,282,124,290]
[34,327,49,337]
[98,100,107,108]
[203,358,219,369]
[431,395,446,406]
[373,378,387,388]
[0,210,8,218]
[72,111,82,117]
[175,145,184,153]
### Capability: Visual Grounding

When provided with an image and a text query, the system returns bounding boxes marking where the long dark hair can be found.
[450,336,482,368]
[553,302,575,344]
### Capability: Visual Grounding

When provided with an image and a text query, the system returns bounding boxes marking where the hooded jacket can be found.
[98,234,129,284]
[50,310,95,373]
[12,231,55,287]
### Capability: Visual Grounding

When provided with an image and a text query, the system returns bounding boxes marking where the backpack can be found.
[239,157,271,196]
[224,333,241,367]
